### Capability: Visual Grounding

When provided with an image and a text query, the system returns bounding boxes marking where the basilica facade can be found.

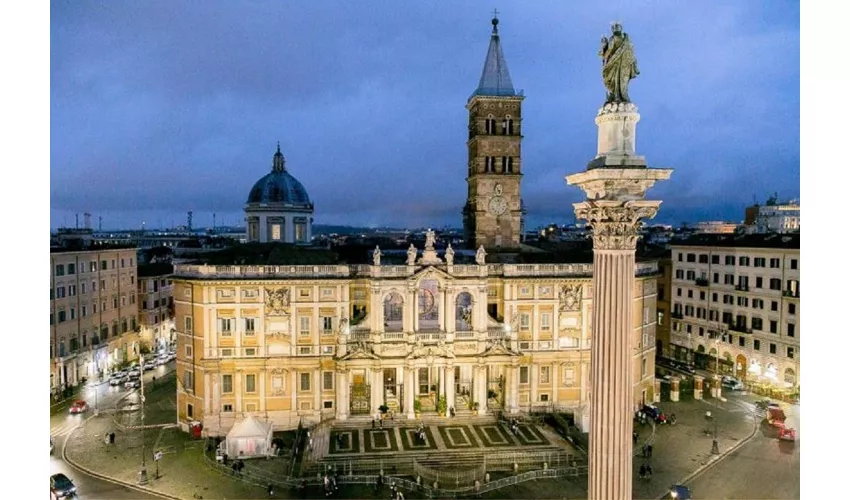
[173,17,660,435]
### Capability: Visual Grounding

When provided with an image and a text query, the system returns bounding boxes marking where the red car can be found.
[69,400,88,414]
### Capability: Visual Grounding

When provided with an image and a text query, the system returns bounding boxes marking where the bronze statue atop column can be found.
[599,23,640,104]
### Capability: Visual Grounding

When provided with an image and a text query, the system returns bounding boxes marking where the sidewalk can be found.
[632,396,757,500]
[63,373,267,500]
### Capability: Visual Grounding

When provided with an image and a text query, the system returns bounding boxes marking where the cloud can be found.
[50,0,800,229]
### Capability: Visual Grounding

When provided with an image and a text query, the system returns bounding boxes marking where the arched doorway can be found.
[784,368,797,386]
[736,354,748,380]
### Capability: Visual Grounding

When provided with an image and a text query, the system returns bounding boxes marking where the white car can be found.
[124,379,141,389]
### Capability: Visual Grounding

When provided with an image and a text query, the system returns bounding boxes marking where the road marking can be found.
[51,422,80,438]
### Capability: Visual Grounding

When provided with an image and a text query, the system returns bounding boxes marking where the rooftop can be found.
[138,262,175,277]
[671,233,800,250]
[471,16,518,98]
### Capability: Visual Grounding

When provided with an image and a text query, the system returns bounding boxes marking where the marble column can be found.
[529,364,538,409]
[566,100,671,500]
[371,368,383,416]
[336,370,349,420]
[476,365,488,413]
[405,367,415,419]
[446,365,455,412]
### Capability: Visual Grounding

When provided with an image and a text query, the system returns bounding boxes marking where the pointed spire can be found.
[272,142,286,172]
[473,13,516,97]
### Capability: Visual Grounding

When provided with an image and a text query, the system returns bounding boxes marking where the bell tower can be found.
[462,14,525,250]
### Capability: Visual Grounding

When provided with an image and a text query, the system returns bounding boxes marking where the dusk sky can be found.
[50,0,800,231]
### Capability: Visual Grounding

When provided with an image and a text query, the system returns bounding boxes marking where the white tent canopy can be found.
[225,414,274,459]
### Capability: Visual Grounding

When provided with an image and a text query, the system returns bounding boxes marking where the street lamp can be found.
[138,355,148,485]
[710,332,723,455]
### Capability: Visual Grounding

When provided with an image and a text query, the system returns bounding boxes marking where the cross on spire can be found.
[492,8,499,18]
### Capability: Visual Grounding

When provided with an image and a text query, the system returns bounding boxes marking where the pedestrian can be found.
[646,463,653,478]
[647,444,653,457]
[641,444,647,458]
[638,463,646,479]
[474,479,481,498]
[267,483,275,497]
[670,413,677,425]
[379,418,383,429]
[632,430,638,444]
[372,418,376,429]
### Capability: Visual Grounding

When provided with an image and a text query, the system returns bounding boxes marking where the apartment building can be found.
[138,262,175,351]
[663,234,799,392]
[50,244,140,391]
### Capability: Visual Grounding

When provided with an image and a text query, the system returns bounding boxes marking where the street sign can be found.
[154,451,163,461]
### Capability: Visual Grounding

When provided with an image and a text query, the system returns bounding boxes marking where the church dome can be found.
[246,146,312,207]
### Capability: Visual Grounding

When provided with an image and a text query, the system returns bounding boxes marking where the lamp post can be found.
[711,333,722,455]
[138,355,148,485]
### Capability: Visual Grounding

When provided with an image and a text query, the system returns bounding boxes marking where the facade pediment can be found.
[481,338,519,357]
[337,341,382,361]
[408,265,454,285]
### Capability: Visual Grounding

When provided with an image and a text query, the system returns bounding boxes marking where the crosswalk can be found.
[50,422,80,439]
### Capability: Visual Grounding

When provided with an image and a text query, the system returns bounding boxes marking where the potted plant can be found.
[437,396,447,417]
[414,399,422,418]
[379,404,389,419]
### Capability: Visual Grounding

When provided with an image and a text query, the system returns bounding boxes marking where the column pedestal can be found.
[694,375,704,400]
[670,376,680,402]
[653,379,661,403]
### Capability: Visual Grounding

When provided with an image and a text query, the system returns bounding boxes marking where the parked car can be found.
[50,473,76,499]
[124,378,141,389]
[778,426,796,441]
[127,368,141,378]
[143,361,157,371]
[641,404,662,420]
[109,375,127,386]
[721,377,744,390]
[69,400,88,414]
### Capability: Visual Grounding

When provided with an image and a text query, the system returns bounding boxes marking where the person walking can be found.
[646,463,653,478]
[632,430,638,445]
[647,444,653,457]
[638,463,646,479]
[372,418,376,429]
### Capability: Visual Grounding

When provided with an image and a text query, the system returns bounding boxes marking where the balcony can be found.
[734,285,750,292]
[694,278,709,287]
[415,332,446,343]
[671,312,684,320]
[782,290,799,298]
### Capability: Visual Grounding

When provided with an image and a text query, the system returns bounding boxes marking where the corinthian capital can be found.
[574,200,661,250]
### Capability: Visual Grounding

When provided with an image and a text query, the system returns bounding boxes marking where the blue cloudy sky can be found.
[50,0,799,231]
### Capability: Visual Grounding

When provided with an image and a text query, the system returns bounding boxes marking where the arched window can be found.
[455,292,474,331]
[59,337,66,357]
[506,157,514,173]
[418,279,439,331]
[111,321,118,337]
[383,292,404,332]
[121,318,128,333]
[784,368,796,385]
[696,344,705,353]
[486,115,496,135]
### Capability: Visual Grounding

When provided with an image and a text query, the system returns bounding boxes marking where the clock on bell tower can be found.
[462,15,525,250]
